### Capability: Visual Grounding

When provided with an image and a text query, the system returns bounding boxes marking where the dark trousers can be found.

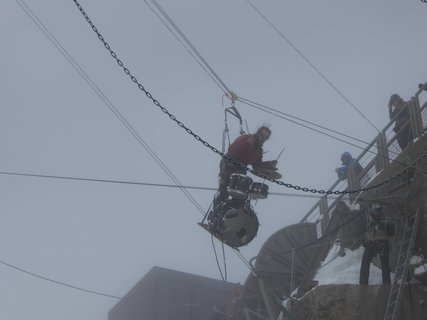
[210,160,246,224]
[359,240,391,285]
[211,177,245,213]
[395,123,413,151]
[212,159,244,210]
[212,172,231,210]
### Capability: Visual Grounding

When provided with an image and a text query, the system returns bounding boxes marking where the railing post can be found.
[319,196,329,236]
[376,132,389,172]
[347,166,360,203]
[408,96,423,139]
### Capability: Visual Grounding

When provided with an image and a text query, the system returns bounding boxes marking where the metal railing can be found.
[299,83,427,238]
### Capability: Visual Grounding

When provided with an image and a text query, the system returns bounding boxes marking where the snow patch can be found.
[415,264,427,275]
[314,244,389,285]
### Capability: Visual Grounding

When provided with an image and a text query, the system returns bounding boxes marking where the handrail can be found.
[299,82,427,231]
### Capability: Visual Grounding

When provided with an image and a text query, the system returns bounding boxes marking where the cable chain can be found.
[72,0,427,195]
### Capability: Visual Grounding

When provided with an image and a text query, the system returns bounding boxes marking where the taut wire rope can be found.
[71,0,427,196]
[0,258,121,299]
[143,0,227,95]
[244,0,380,132]
[17,0,205,216]
[238,97,427,171]
[145,0,231,95]
[146,0,411,167]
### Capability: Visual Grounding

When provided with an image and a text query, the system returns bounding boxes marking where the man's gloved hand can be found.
[254,162,275,172]
[258,160,278,170]
[263,160,278,167]
[253,160,282,179]
[257,169,282,180]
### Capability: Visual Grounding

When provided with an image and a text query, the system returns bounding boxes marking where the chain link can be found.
[72,0,427,195]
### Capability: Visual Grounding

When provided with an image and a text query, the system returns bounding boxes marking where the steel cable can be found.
[72,0,427,195]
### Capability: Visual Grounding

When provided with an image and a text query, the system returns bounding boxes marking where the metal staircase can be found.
[383,209,421,320]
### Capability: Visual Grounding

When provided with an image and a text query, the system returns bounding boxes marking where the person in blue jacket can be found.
[335,152,362,181]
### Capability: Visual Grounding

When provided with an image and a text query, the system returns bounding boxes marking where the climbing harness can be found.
[222,91,245,153]
[199,94,264,249]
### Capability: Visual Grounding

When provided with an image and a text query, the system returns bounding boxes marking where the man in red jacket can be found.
[212,125,280,211]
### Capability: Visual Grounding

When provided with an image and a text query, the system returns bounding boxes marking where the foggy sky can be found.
[1,1,426,319]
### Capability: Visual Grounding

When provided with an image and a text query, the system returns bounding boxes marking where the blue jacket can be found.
[336,152,362,180]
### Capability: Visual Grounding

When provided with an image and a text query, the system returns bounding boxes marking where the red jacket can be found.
[226,134,263,173]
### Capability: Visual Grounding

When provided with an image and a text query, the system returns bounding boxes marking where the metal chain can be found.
[72,0,427,195]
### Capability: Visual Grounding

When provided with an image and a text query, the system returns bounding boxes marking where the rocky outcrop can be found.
[290,284,427,320]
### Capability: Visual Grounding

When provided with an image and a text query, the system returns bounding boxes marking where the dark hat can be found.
[389,94,401,105]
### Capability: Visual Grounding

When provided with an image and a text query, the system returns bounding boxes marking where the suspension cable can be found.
[222,242,228,281]
[141,0,414,167]
[17,0,229,286]
[17,0,205,216]
[0,258,121,299]
[243,0,380,132]
[238,97,426,170]
[0,170,347,200]
[211,235,226,281]
[240,97,368,149]
[145,0,372,151]
[71,0,427,195]
[142,0,409,166]
[144,0,231,95]
[239,97,382,151]
[0,256,234,305]
[147,0,380,140]
[143,0,227,95]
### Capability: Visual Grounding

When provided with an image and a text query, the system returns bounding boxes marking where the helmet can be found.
[341,152,352,163]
